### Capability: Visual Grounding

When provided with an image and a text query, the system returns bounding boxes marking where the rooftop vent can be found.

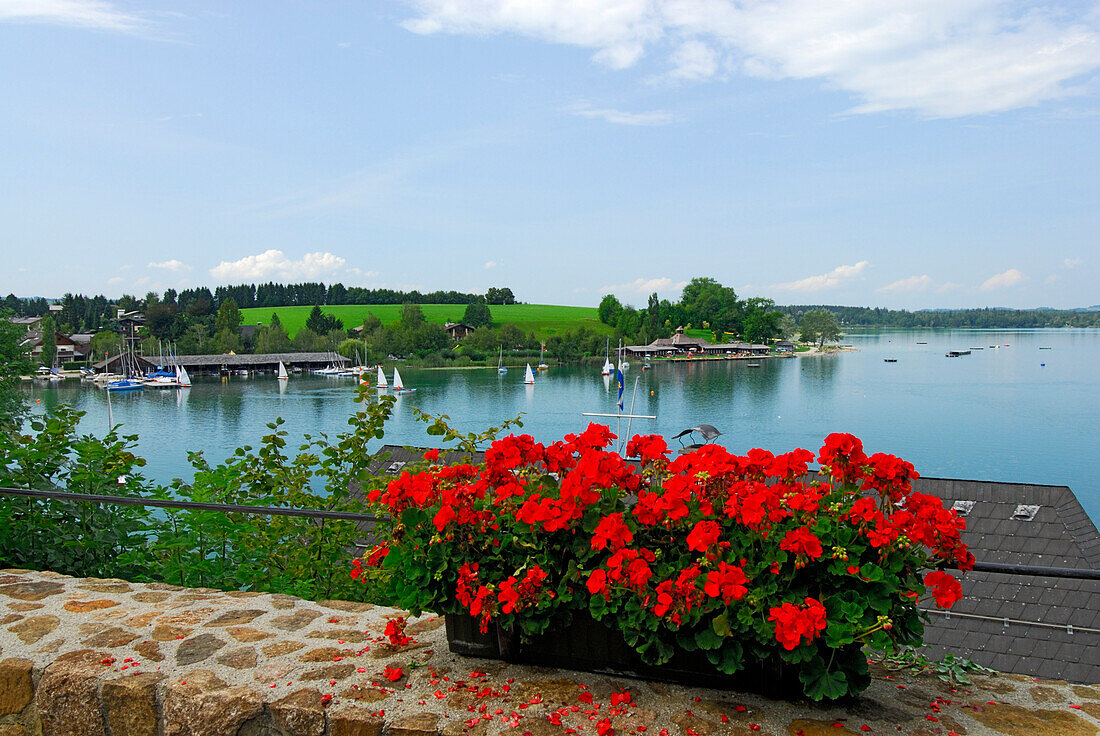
[951,500,976,517]
[1012,504,1041,522]
[386,461,407,475]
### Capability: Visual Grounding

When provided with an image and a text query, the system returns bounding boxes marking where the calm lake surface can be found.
[23,328,1100,523]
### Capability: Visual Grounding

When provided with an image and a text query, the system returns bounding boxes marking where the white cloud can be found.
[1064,257,1083,269]
[148,259,190,272]
[209,250,348,282]
[107,276,124,285]
[937,281,963,293]
[401,0,1100,117]
[877,274,934,294]
[569,103,680,126]
[774,261,870,292]
[346,267,380,278]
[668,40,720,80]
[0,0,146,32]
[484,260,498,269]
[980,268,1027,291]
[599,277,688,297]
[1045,274,1060,284]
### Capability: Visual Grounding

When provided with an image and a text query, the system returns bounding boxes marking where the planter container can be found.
[445,612,803,696]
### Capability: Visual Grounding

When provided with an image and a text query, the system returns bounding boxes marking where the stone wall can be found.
[1,568,1098,736]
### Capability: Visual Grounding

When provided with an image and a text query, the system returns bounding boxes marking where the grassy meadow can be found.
[239,303,610,339]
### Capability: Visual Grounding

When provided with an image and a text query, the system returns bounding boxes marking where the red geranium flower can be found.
[779,526,823,567]
[686,520,721,552]
[591,512,633,551]
[924,570,962,609]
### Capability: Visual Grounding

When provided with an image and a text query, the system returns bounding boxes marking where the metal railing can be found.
[2,486,1099,580]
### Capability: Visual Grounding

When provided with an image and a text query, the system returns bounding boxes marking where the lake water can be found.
[22,328,1100,523]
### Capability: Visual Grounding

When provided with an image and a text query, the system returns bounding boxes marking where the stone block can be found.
[268,688,325,736]
[390,712,440,736]
[36,650,109,736]
[0,658,34,716]
[102,673,162,736]
[329,706,384,736]
[8,615,60,644]
[204,609,266,627]
[63,600,120,613]
[0,581,65,601]
[174,633,226,666]
[164,669,264,736]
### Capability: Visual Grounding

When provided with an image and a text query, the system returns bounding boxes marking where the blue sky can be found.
[1,1,1097,309]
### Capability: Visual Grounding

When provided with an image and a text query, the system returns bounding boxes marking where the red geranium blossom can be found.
[686,520,721,552]
[924,570,962,609]
[779,526,823,567]
[768,597,827,650]
[703,562,749,604]
[592,513,633,551]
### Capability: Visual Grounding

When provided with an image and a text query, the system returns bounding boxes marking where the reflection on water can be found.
[20,328,1100,522]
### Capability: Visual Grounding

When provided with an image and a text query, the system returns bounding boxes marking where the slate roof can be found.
[357,447,1100,683]
[901,475,1100,683]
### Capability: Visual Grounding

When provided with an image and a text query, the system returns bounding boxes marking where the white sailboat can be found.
[376,366,388,390]
[537,344,548,370]
[524,364,535,385]
[176,365,192,388]
[497,346,507,375]
[277,361,289,380]
[618,339,630,370]
[601,337,614,375]
[393,367,415,393]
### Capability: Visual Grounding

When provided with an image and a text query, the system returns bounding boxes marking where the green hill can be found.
[238,303,610,339]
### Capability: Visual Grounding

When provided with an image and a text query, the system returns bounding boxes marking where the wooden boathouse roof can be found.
[357,445,1100,683]
[93,351,349,371]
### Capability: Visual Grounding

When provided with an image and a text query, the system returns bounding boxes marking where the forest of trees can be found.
[777,305,1100,329]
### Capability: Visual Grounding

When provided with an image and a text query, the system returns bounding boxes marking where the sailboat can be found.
[392,367,415,394]
[375,365,388,391]
[601,338,614,375]
[524,364,535,385]
[618,339,630,370]
[176,365,192,388]
[277,361,289,380]
[497,346,507,375]
[537,344,549,370]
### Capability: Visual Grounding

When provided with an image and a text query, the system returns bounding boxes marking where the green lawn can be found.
[239,303,611,339]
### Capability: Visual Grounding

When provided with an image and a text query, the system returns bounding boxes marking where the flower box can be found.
[444,611,805,696]
[358,428,972,701]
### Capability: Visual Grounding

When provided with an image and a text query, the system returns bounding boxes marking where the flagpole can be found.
[622,376,641,455]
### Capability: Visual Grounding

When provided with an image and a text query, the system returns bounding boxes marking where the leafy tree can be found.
[680,277,741,337]
[145,303,179,340]
[362,313,382,334]
[485,287,515,305]
[0,311,32,427]
[291,326,321,352]
[39,315,57,367]
[742,298,783,344]
[255,314,291,354]
[215,297,242,334]
[91,330,122,357]
[499,323,524,348]
[400,303,425,330]
[463,300,492,328]
[598,294,623,326]
[463,326,498,352]
[799,309,842,348]
[215,327,242,354]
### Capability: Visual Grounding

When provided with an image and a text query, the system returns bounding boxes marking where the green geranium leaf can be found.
[800,667,849,701]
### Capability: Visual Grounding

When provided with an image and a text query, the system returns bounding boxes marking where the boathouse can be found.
[625,327,770,357]
[93,351,349,375]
